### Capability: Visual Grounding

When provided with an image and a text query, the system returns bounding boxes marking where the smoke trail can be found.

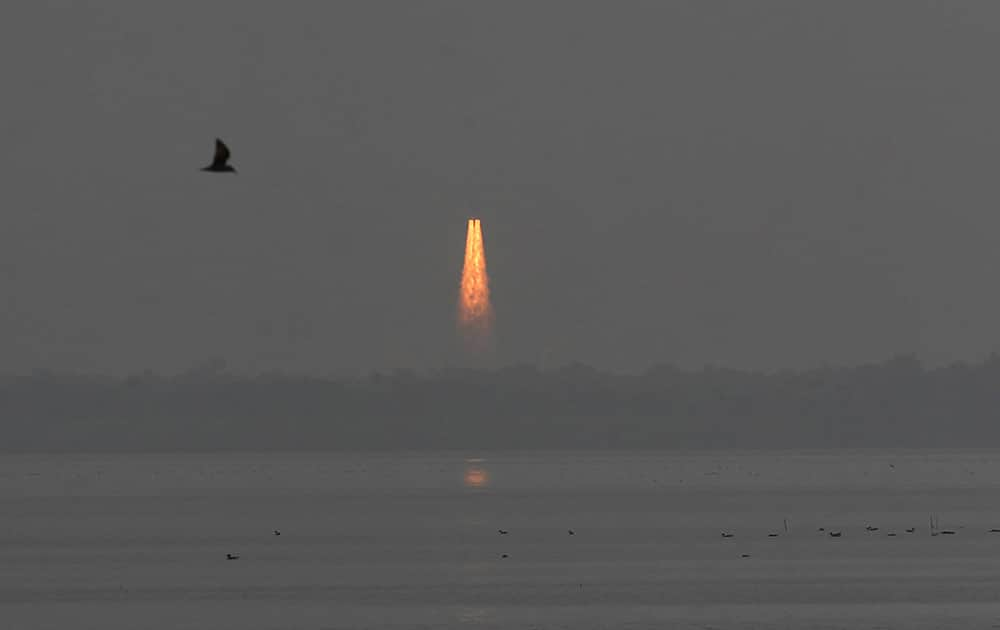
[457,218,494,352]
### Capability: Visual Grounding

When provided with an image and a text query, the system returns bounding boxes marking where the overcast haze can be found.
[2,2,1000,375]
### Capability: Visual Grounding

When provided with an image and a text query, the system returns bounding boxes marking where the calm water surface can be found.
[2,450,1000,629]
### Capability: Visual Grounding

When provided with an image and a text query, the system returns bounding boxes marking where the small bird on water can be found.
[201,138,237,173]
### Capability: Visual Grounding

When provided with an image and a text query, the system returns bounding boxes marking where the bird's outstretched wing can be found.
[213,138,231,166]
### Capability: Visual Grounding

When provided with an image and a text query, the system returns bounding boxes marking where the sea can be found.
[2,450,1000,629]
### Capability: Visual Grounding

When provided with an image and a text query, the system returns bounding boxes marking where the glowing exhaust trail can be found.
[458,218,494,352]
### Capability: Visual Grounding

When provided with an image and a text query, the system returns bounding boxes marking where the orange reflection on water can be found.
[464,462,489,488]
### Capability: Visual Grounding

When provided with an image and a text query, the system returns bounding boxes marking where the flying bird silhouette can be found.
[201,138,237,173]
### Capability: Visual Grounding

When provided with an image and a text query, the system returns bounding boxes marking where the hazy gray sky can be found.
[2,2,1000,374]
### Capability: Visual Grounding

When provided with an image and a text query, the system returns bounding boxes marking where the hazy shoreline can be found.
[3,354,999,451]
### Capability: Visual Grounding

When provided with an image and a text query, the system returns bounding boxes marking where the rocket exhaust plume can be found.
[458,218,494,352]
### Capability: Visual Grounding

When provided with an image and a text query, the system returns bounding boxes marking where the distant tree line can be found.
[1,354,999,451]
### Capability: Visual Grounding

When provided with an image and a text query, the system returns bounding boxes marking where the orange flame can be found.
[458,218,494,351]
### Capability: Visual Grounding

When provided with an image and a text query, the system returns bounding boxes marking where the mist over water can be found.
[4,450,1000,629]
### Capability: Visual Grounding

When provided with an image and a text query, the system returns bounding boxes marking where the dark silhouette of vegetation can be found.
[2,354,999,451]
